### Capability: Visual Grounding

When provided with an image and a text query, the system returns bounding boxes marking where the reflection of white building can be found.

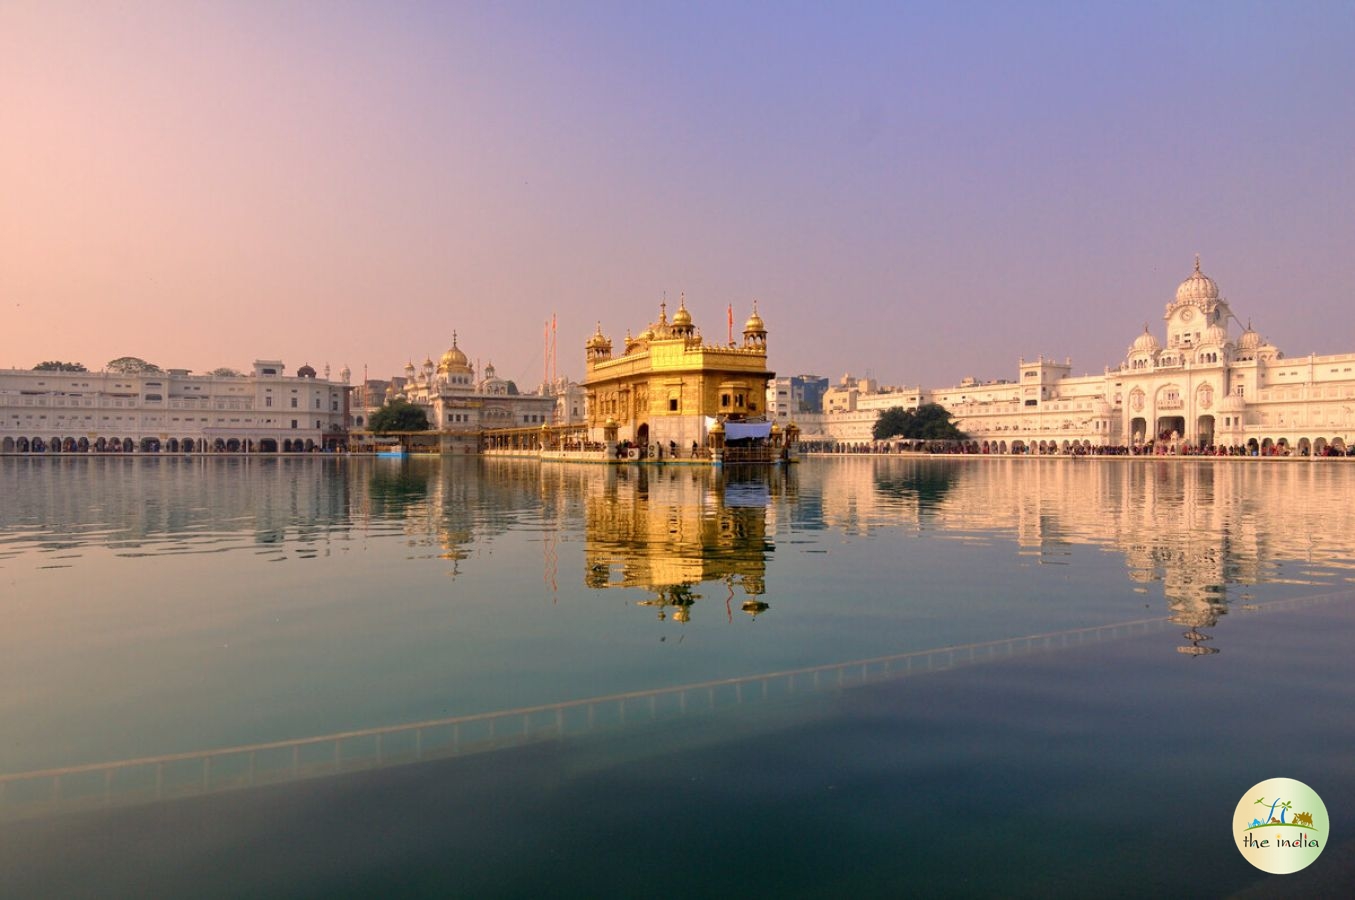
[809,259,1355,455]
[0,360,349,453]
[805,456,1355,646]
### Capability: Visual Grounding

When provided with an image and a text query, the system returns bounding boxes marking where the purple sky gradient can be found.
[2,1,1352,388]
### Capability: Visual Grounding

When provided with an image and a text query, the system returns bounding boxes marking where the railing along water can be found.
[2,590,1347,822]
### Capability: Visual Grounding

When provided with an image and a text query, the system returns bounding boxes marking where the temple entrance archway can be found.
[1156,415,1185,442]
[1196,415,1215,446]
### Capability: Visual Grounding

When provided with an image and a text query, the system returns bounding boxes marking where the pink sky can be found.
[3,2,1353,389]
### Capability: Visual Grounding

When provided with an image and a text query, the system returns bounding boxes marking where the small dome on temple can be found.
[744,303,765,333]
[1132,326,1159,353]
[672,299,692,328]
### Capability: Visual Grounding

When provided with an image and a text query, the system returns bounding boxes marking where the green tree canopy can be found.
[106,356,162,374]
[368,399,430,433]
[873,403,967,441]
[210,367,243,377]
[873,407,913,440]
[33,361,87,372]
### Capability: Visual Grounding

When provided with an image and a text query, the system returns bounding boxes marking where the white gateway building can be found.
[810,258,1355,456]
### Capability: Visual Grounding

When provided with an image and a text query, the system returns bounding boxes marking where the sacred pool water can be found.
[1,455,1352,897]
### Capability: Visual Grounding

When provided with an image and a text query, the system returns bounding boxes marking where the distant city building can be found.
[805,258,1355,455]
[583,298,776,457]
[0,359,349,452]
[767,374,829,421]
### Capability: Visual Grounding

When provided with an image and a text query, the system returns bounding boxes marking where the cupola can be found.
[1175,255,1219,304]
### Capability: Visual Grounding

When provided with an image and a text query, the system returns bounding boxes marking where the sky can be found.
[2,1,1353,389]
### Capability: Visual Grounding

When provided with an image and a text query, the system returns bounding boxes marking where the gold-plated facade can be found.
[584,299,775,455]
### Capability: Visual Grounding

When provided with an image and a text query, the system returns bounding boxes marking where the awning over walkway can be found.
[723,421,772,441]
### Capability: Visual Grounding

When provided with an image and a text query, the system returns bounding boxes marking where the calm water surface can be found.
[2,456,1353,896]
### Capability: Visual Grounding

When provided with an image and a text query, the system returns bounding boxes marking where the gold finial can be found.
[1194,253,1201,273]
[659,299,667,322]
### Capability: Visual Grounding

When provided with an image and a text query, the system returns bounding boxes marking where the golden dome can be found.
[744,302,765,333]
[672,299,692,328]
[1175,255,1219,304]
[438,332,471,372]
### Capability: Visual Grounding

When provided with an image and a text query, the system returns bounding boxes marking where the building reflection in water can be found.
[8,456,1345,655]
[375,456,1355,650]
[806,456,1355,654]
[356,459,786,622]
[582,465,786,622]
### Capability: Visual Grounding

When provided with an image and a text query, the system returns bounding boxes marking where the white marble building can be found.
[364,334,558,450]
[807,259,1355,455]
[0,360,349,452]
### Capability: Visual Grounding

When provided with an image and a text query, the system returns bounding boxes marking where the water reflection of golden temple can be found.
[340,455,1355,649]
[583,466,784,622]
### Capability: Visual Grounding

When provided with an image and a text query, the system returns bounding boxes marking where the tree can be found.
[873,407,915,440]
[368,399,430,433]
[106,356,162,374]
[210,367,243,377]
[873,403,967,441]
[33,361,87,372]
[912,403,967,440]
